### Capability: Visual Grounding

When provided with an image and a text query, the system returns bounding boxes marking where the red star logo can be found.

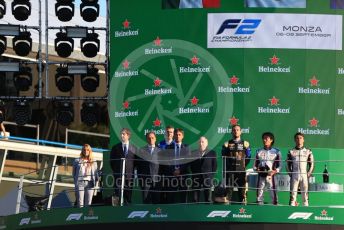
[321,210,327,216]
[190,96,199,106]
[154,77,162,87]
[309,118,319,127]
[156,207,162,214]
[191,56,199,65]
[154,37,162,46]
[122,60,130,69]
[239,208,246,214]
[269,96,279,106]
[122,19,130,29]
[270,55,280,65]
[229,116,239,126]
[123,101,130,109]
[153,118,161,127]
[309,76,319,87]
[230,75,239,85]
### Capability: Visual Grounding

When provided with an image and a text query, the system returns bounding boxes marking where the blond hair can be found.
[80,144,94,163]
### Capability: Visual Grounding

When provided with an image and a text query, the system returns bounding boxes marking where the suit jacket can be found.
[110,142,137,179]
[72,158,98,187]
[190,149,217,181]
[136,145,160,182]
[159,142,191,176]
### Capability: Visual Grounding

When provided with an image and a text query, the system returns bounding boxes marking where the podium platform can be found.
[1,204,343,230]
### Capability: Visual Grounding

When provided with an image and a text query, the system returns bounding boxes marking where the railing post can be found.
[15,175,24,214]
[47,165,58,210]
[120,158,126,207]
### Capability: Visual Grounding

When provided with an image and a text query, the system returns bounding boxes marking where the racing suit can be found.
[221,139,251,204]
[286,147,314,206]
[254,147,282,205]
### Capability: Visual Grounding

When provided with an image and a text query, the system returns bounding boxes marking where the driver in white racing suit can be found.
[287,132,314,206]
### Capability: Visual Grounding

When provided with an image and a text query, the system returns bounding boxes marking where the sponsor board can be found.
[208,13,342,50]
[150,208,168,218]
[314,210,334,221]
[145,37,173,55]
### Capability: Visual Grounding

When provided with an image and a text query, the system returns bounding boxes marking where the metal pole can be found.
[120,158,126,206]
[45,0,49,98]
[38,0,42,99]
[47,165,58,210]
[65,128,68,149]
[15,175,24,214]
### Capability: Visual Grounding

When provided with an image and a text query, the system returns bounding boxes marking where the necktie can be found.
[123,144,128,156]
[175,144,180,169]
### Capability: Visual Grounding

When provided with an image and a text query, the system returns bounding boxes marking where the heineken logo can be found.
[114,60,139,78]
[114,101,139,118]
[258,55,291,73]
[179,96,210,114]
[298,76,330,95]
[314,210,334,221]
[84,208,99,221]
[144,78,173,95]
[145,37,173,55]
[150,208,168,218]
[115,19,139,38]
[232,207,252,219]
[258,96,290,114]
[218,75,250,94]
[179,56,211,73]
[298,118,330,135]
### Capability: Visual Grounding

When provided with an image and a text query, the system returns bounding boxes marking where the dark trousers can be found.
[225,172,247,204]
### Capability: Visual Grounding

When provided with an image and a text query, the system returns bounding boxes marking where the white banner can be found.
[207,13,342,50]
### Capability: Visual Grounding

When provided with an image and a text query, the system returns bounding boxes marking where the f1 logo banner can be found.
[208,13,342,50]
[288,212,313,220]
[207,211,231,218]
[127,211,149,218]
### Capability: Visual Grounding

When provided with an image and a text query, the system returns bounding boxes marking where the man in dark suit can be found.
[190,136,217,203]
[110,128,137,205]
[161,128,190,203]
[136,131,161,204]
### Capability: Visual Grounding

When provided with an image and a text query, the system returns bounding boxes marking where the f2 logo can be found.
[216,19,261,35]
[288,212,313,220]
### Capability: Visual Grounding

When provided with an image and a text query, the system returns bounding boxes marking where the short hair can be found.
[231,124,241,131]
[174,128,184,135]
[262,132,275,146]
[121,128,131,137]
[165,125,174,130]
[294,132,304,139]
[145,131,156,138]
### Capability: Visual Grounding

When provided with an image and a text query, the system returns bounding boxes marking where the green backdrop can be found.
[108,0,344,205]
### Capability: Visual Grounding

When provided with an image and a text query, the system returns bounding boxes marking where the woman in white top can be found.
[72,144,98,207]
